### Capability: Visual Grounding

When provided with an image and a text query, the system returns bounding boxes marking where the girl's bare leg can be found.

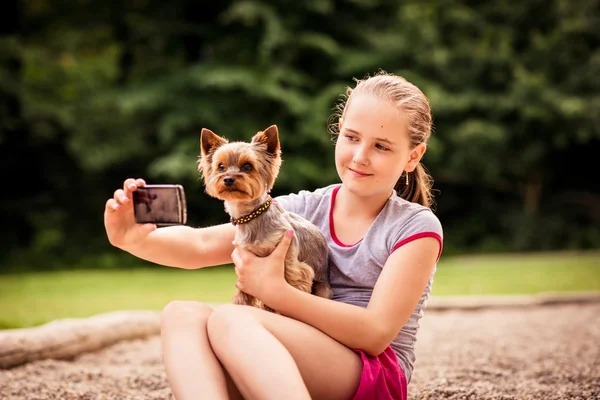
[160,301,243,400]
[207,304,363,400]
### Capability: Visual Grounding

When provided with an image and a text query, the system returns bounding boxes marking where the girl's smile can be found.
[348,168,373,178]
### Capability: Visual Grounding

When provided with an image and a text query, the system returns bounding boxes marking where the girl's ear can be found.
[405,143,427,172]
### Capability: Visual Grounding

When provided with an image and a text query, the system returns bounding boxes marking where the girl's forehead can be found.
[343,95,408,138]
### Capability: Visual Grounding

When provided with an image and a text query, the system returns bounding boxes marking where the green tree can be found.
[2,0,598,269]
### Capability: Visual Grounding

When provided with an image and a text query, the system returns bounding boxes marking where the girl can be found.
[104,70,443,400]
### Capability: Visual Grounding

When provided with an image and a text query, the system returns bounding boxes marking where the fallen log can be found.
[0,310,161,369]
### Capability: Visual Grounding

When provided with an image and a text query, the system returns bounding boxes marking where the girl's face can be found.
[335,94,426,198]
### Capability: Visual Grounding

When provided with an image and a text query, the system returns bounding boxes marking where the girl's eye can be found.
[242,163,253,172]
[376,144,390,151]
[217,163,226,172]
[344,134,357,141]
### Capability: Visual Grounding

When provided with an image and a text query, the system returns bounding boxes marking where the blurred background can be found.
[1,0,599,328]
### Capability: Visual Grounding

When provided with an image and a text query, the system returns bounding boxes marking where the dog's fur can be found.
[198,125,332,312]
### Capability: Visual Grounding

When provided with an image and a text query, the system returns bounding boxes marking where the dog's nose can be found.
[223,177,235,186]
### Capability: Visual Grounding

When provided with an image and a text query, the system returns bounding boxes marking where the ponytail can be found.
[395,162,435,208]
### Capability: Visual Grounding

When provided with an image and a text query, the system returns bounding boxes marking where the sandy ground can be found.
[1,303,598,400]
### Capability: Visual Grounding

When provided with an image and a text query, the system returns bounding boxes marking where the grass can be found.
[432,250,600,295]
[0,266,238,330]
[1,251,599,329]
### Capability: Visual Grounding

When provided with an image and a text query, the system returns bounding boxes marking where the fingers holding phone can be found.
[124,178,146,200]
[105,178,147,213]
[104,178,158,248]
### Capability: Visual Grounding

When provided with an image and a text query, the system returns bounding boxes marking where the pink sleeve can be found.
[391,211,443,262]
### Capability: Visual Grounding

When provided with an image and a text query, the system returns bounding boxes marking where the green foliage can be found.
[1,0,599,268]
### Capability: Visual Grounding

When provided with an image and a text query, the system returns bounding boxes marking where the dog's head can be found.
[198,125,283,202]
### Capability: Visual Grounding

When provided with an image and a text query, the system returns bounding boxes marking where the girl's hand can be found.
[231,229,294,307]
[104,178,157,248]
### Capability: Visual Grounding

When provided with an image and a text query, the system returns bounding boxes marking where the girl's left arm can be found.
[235,233,440,356]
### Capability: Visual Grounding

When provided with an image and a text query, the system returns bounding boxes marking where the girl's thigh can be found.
[208,304,363,400]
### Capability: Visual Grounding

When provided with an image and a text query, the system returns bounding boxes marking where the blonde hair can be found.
[328,70,435,208]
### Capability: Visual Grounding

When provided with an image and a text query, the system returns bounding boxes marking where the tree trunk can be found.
[523,172,543,215]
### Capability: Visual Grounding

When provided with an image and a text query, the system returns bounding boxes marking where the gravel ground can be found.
[0,303,598,400]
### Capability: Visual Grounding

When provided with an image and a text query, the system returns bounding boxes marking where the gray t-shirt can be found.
[275,183,443,382]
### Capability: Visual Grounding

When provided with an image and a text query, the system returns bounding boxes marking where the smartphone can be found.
[132,184,187,226]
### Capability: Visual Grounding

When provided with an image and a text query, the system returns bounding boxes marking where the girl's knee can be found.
[207,304,257,341]
[161,300,213,330]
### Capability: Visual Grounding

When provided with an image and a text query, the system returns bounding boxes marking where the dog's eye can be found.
[217,163,225,172]
[242,163,253,172]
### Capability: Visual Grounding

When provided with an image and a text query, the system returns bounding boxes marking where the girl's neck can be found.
[335,184,392,219]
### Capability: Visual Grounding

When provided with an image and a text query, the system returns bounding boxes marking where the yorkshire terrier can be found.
[198,125,332,312]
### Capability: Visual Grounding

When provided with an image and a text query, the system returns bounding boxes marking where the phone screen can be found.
[132,185,187,226]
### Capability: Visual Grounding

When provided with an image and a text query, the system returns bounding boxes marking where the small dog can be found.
[198,125,332,312]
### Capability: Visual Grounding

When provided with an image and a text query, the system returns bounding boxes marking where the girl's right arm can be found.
[104,178,235,269]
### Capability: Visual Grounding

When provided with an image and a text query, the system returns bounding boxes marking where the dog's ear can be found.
[252,125,282,191]
[198,129,228,181]
[201,128,228,157]
[251,125,280,156]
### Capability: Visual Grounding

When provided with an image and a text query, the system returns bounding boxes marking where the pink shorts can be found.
[351,346,407,400]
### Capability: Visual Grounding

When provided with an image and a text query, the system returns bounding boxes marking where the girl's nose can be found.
[352,145,369,165]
